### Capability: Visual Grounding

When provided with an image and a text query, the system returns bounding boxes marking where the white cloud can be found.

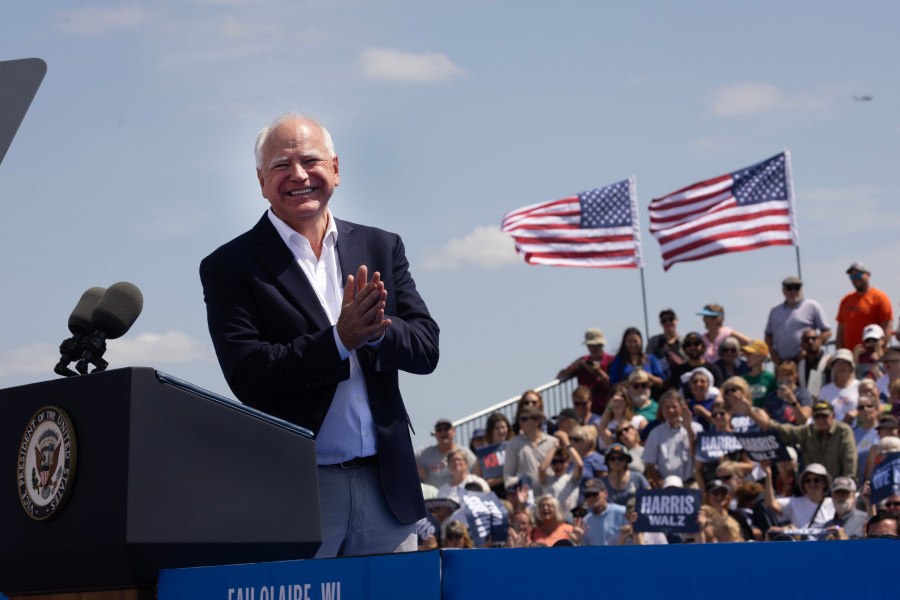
[421,225,520,271]
[0,331,212,378]
[360,49,466,83]
[106,331,215,365]
[709,82,827,117]
[55,5,155,37]
[138,207,209,238]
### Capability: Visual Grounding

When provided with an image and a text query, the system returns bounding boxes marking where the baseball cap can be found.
[555,408,582,424]
[812,401,834,416]
[741,339,769,356]
[846,261,870,274]
[829,348,855,368]
[832,476,857,493]
[864,324,886,341]
[663,475,684,489]
[782,276,802,286]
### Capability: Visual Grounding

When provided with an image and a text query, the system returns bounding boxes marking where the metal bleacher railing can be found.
[452,377,578,448]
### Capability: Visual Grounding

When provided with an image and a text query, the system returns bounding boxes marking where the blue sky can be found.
[3,1,900,447]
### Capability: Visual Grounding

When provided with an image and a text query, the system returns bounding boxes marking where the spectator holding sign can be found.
[763,462,835,530]
[643,390,703,488]
[737,399,857,482]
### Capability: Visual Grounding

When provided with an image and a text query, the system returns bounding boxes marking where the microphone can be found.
[75,282,144,375]
[54,287,106,377]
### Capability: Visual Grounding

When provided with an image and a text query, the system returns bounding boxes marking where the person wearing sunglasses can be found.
[797,327,830,398]
[666,331,725,397]
[503,407,559,495]
[599,443,649,507]
[704,478,755,541]
[854,381,882,473]
[614,421,645,474]
[819,349,861,424]
[763,462,835,530]
[764,275,831,366]
[836,261,893,350]
[417,418,477,487]
[646,308,687,381]
[714,336,749,380]
[626,369,659,423]
[538,438,584,513]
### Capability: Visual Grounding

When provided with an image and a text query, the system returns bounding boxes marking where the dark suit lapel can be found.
[248,213,331,330]
[335,218,366,283]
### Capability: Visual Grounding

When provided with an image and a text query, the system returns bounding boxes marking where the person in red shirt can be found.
[836,261,893,349]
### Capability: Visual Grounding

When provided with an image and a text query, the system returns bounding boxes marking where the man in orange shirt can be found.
[836,262,893,349]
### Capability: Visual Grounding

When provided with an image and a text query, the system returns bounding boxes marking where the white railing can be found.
[451,378,577,447]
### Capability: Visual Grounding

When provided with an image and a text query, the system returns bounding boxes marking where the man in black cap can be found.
[836,261,893,349]
[666,331,724,395]
[738,399,857,481]
[417,418,476,487]
[764,275,831,365]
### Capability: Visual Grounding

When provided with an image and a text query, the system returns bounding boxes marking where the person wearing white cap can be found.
[854,323,886,380]
[763,462,835,530]
[836,261,893,350]
[818,349,861,423]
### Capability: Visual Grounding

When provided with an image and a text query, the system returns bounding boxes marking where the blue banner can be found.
[695,430,790,463]
[456,491,509,546]
[475,443,504,480]
[871,451,900,505]
[158,550,440,600]
[632,488,701,533]
[736,430,790,462]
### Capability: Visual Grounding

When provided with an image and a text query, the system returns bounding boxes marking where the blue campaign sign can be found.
[632,488,701,534]
[457,491,509,546]
[871,451,900,505]
[696,431,743,462]
[736,430,791,462]
[159,550,440,600]
[475,443,505,480]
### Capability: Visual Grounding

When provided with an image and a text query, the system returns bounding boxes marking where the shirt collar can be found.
[267,208,338,255]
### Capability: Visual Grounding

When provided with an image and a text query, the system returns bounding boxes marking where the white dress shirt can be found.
[267,209,377,464]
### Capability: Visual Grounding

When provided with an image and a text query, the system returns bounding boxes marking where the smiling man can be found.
[199,112,439,558]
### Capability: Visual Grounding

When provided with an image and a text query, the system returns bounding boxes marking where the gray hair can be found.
[254,112,336,169]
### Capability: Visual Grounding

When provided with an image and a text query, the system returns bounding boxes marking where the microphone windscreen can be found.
[68,287,106,335]
[91,282,144,339]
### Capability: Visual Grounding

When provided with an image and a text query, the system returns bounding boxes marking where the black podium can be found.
[0,367,321,597]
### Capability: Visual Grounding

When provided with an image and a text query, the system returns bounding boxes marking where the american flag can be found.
[649,152,797,271]
[500,178,643,268]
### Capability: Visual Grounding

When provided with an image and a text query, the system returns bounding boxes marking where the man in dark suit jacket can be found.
[199,113,439,558]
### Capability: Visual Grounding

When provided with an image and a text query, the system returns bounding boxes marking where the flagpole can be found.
[640,267,650,343]
[795,246,803,281]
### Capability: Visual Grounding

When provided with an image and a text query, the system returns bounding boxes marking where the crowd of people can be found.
[415,264,900,548]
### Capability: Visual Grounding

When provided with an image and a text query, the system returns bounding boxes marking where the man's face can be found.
[518,414,540,434]
[616,423,638,447]
[868,518,899,538]
[849,269,869,292]
[801,329,821,354]
[586,343,605,360]
[833,489,856,516]
[256,118,340,231]
[585,488,608,513]
[882,352,900,377]
[573,393,592,419]
[660,314,677,334]
[628,380,651,405]
[683,338,704,360]
[813,411,834,433]
[434,423,454,444]
[782,283,803,305]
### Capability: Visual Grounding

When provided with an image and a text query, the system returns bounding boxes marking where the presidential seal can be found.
[17,406,77,521]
